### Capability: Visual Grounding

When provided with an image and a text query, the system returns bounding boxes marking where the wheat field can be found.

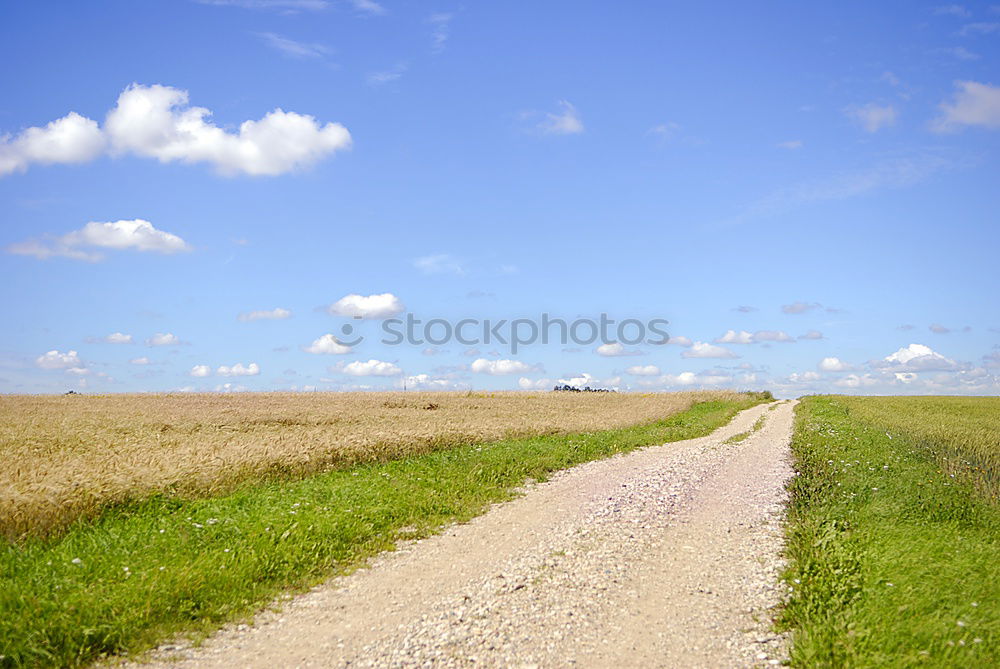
[0,390,744,538]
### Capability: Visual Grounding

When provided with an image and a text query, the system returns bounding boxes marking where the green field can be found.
[0,395,766,669]
[781,396,1000,667]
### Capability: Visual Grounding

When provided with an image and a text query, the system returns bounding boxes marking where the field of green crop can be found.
[781,396,999,667]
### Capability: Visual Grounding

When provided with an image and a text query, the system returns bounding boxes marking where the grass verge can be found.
[780,396,999,667]
[0,395,765,668]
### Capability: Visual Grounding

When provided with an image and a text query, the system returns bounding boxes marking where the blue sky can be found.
[1,0,998,396]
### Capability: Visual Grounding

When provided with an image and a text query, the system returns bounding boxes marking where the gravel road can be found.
[131,400,797,668]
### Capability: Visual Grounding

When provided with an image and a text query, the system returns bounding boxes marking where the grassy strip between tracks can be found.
[781,396,1000,667]
[0,394,767,668]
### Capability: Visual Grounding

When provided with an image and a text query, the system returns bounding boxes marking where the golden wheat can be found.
[0,390,741,538]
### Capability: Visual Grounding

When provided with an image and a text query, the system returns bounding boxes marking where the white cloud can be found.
[715,330,754,345]
[2,84,350,178]
[327,292,404,319]
[626,364,661,376]
[932,81,1000,131]
[104,84,351,176]
[238,307,291,322]
[0,112,106,177]
[754,330,794,343]
[367,63,407,86]
[304,333,353,354]
[413,254,465,275]
[349,0,385,15]
[782,301,821,314]
[471,358,537,375]
[834,373,879,388]
[104,332,133,344]
[877,343,960,372]
[819,357,852,372]
[35,350,82,370]
[190,364,212,377]
[518,377,553,390]
[777,140,803,149]
[845,103,897,132]
[788,371,821,383]
[595,342,642,357]
[217,362,261,376]
[146,332,180,347]
[7,219,191,262]
[666,335,693,347]
[558,372,597,387]
[256,32,331,59]
[130,357,150,365]
[539,101,584,135]
[681,342,739,359]
[799,330,824,340]
[428,13,452,52]
[333,359,402,376]
[402,373,465,390]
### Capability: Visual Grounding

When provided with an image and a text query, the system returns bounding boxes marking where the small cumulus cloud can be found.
[875,343,961,372]
[929,323,951,334]
[217,362,260,376]
[327,292,404,319]
[518,377,554,390]
[715,330,754,345]
[238,307,292,322]
[190,364,212,377]
[331,359,402,376]
[932,81,1000,131]
[625,364,661,376]
[666,335,693,347]
[0,83,351,178]
[36,350,82,370]
[470,358,538,375]
[818,357,853,372]
[304,334,353,354]
[798,330,824,340]
[130,357,150,365]
[146,333,180,347]
[681,342,739,359]
[103,332,133,344]
[595,342,642,357]
[7,219,190,262]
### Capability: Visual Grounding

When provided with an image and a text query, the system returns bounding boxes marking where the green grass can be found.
[781,396,1000,668]
[0,394,766,668]
[723,413,768,445]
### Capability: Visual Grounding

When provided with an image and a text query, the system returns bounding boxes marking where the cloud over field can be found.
[327,293,404,319]
[7,219,190,262]
[0,83,351,177]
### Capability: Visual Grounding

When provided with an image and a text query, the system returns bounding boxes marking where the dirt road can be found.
[134,400,796,668]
